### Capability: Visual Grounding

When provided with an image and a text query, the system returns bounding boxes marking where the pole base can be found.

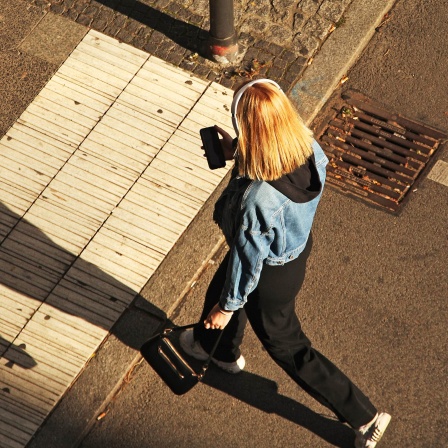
[209,33,238,64]
[209,43,239,64]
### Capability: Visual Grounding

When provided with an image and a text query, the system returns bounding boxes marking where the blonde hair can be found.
[235,81,314,181]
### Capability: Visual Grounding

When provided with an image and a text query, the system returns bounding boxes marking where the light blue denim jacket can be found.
[218,140,328,311]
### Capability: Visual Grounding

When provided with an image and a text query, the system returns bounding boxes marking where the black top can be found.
[268,154,322,203]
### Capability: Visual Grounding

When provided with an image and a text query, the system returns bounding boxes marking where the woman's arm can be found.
[204,228,272,328]
[204,217,273,329]
[221,228,272,310]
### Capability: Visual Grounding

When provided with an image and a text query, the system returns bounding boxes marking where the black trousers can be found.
[194,235,377,429]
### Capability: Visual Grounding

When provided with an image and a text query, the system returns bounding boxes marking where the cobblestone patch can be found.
[25,0,354,91]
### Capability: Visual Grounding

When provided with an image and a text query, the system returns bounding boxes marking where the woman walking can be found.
[180,79,391,447]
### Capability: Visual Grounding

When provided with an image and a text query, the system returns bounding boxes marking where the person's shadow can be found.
[202,369,355,447]
[0,200,166,370]
[0,336,37,370]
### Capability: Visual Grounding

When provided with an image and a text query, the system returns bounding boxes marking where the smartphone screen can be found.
[200,127,226,170]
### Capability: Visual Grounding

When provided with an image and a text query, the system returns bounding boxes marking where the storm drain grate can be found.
[314,91,446,212]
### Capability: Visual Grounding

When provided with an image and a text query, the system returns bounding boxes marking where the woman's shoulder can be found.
[243,180,287,211]
[244,180,273,199]
[240,181,289,230]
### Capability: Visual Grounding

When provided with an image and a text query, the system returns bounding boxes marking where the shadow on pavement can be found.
[202,368,354,447]
[0,200,166,367]
[1,199,351,446]
[95,0,209,56]
[0,336,37,369]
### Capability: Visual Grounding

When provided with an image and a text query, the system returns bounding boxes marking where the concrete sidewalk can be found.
[6,0,446,447]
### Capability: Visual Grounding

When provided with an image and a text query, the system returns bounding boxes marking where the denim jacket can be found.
[217,140,328,311]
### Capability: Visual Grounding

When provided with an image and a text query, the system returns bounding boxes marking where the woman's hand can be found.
[204,303,234,330]
[214,125,236,161]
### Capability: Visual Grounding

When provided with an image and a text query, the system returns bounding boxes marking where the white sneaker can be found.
[179,329,245,374]
[354,412,391,448]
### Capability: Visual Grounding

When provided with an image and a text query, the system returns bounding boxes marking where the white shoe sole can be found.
[355,412,391,448]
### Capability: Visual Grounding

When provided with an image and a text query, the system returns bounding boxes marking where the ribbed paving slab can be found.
[0,29,233,448]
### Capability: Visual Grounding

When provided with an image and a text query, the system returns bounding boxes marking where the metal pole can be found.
[209,0,238,64]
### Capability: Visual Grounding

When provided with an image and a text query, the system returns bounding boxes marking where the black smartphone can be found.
[200,126,226,170]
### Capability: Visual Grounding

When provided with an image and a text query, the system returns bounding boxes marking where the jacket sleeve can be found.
[219,211,274,311]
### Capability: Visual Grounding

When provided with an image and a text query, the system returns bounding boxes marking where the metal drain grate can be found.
[314,91,446,212]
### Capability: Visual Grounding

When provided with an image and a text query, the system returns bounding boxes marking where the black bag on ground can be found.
[140,323,223,395]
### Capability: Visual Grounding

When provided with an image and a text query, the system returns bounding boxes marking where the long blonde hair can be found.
[234,81,314,181]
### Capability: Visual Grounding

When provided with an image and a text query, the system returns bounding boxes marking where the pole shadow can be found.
[93,0,210,57]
